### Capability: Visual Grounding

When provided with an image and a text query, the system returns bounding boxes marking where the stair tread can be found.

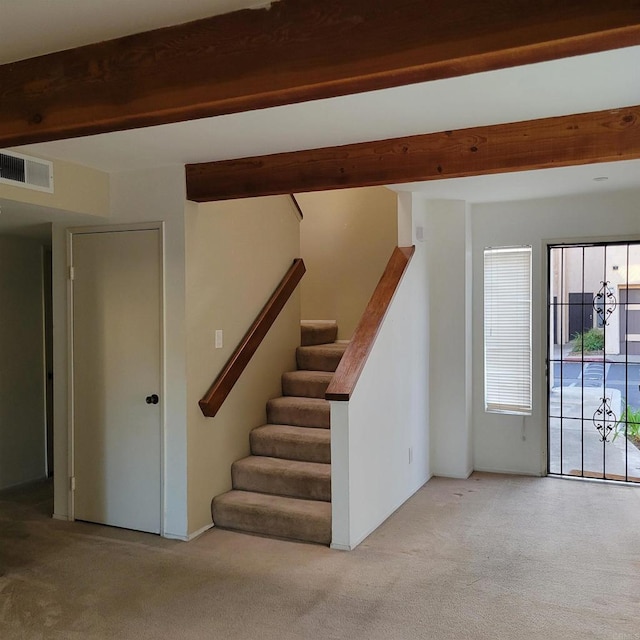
[283,370,334,382]
[296,342,348,372]
[234,455,330,477]
[282,370,333,399]
[213,490,331,544]
[301,320,337,328]
[215,489,332,513]
[252,425,330,462]
[267,396,330,428]
[298,341,349,352]
[232,455,331,501]
[252,423,331,443]
[251,424,331,463]
[300,320,338,347]
[268,396,329,409]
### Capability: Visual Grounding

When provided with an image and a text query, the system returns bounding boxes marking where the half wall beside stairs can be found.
[330,243,430,550]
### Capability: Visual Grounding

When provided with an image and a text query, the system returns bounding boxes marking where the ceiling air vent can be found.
[0,150,54,193]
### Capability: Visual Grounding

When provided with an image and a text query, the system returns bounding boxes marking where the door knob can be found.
[145,394,159,405]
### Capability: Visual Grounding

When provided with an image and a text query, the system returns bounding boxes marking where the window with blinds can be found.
[484,246,532,415]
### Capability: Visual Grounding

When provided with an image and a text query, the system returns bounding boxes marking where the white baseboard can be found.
[432,467,473,480]
[187,523,214,541]
[52,513,69,521]
[164,523,213,542]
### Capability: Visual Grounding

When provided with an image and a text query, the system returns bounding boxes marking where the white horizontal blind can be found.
[484,246,532,414]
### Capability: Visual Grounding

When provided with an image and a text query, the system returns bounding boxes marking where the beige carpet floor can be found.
[2,473,640,639]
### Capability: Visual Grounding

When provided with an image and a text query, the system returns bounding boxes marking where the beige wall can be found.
[185,196,301,534]
[1,154,109,217]
[0,236,46,489]
[297,187,397,339]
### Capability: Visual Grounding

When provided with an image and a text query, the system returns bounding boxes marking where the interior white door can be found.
[72,229,162,533]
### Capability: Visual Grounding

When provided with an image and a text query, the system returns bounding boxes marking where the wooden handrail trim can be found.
[326,246,415,401]
[199,258,305,417]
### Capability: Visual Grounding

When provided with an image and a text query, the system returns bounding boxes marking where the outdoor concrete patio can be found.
[549,385,640,481]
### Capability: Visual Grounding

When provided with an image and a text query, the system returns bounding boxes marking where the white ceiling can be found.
[390,160,640,204]
[2,2,640,221]
[0,0,266,64]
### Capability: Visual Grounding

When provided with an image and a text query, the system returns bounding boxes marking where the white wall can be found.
[52,166,188,539]
[420,198,473,478]
[0,236,46,489]
[331,197,429,550]
[471,189,640,476]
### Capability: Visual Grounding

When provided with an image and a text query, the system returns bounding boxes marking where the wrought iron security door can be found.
[548,242,640,483]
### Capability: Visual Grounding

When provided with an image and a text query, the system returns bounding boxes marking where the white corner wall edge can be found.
[330,400,350,550]
[419,198,474,479]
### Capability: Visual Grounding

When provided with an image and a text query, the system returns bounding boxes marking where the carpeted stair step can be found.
[212,490,331,544]
[250,424,331,463]
[232,456,331,501]
[282,370,334,399]
[301,320,338,346]
[296,341,348,372]
[267,396,330,429]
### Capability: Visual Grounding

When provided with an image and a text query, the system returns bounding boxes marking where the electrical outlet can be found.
[215,330,223,349]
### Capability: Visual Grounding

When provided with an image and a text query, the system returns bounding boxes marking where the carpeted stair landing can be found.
[212,320,347,545]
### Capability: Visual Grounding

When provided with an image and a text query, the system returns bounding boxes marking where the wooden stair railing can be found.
[326,246,415,401]
[199,258,306,417]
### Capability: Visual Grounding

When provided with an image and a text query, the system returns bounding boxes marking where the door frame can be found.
[66,222,166,533]
[42,245,54,478]
[619,284,640,356]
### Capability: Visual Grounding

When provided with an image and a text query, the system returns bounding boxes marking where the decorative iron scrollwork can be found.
[593,396,617,442]
[593,281,617,327]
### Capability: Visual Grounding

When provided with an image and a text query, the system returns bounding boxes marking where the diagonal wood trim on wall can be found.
[2,0,640,146]
[185,106,640,201]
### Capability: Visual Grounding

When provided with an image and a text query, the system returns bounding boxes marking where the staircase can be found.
[212,320,347,545]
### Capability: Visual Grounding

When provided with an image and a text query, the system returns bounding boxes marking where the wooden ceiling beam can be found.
[185,106,640,201]
[2,0,640,147]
